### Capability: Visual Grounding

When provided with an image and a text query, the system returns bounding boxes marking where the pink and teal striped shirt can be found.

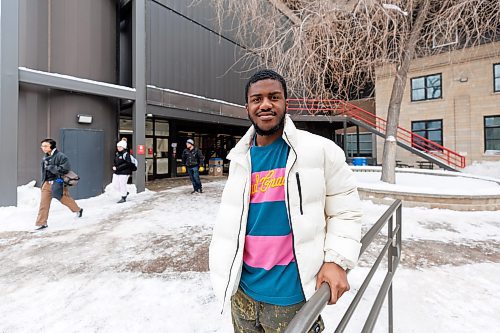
[239,137,304,305]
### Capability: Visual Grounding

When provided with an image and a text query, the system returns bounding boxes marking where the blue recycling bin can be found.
[352,157,367,166]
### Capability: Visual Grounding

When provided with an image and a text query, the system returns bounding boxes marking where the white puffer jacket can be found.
[209,115,362,310]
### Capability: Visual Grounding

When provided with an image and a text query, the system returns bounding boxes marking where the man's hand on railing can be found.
[315,262,350,304]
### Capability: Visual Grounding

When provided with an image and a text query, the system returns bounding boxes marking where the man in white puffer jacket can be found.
[209,70,362,332]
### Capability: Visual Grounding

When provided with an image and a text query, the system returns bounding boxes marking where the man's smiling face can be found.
[246,79,287,137]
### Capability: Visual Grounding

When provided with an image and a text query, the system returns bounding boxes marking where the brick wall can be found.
[375,42,500,167]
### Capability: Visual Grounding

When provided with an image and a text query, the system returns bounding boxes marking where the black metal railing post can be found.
[388,215,394,333]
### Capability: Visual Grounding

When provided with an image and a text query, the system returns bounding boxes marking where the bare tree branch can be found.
[209,0,499,183]
[210,0,499,102]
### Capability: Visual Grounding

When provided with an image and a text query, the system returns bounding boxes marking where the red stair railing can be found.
[287,98,466,168]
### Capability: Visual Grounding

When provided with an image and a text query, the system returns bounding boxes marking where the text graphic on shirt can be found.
[251,169,286,194]
[250,168,286,203]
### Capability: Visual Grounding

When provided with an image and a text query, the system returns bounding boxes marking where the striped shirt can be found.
[239,137,304,306]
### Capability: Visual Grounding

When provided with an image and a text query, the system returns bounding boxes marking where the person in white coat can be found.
[209,70,363,332]
[112,138,134,203]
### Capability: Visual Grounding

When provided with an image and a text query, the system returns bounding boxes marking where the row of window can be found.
[345,115,499,157]
[411,64,500,102]
[411,116,500,152]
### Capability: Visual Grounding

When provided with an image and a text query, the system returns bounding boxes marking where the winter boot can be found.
[117,196,127,203]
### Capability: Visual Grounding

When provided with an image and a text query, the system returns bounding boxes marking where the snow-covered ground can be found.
[354,170,500,195]
[352,160,500,195]
[464,160,500,181]
[0,169,499,332]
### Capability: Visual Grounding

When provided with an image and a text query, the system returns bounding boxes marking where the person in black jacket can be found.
[182,139,205,194]
[35,139,83,230]
[112,138,135,203]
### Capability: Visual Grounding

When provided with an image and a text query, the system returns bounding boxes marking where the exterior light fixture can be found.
[77,114,93,124]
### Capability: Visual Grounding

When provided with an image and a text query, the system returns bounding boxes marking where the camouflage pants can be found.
[231,288,324,333]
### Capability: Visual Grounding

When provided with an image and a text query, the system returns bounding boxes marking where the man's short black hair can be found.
[245,69,288,103]
[41,138,56,149]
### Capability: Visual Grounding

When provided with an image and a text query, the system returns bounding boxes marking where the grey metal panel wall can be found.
[18,0,50,185]
[18,85,49,184]
[151,0,241,41]
[50,0,116,83]
[119,6,133,87]
[19,0,49,71]
[18,89,117,187]
[48,91,116,186]
[17,0,118,188]
[147,86,247,120]
[147,0,254,105]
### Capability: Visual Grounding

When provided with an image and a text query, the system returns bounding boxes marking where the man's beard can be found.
[249,112,286,136]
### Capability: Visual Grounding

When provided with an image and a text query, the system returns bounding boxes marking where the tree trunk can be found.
[381,0,430,184]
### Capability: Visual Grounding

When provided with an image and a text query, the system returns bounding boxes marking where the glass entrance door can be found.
[144,118,170,180]
[155,137,169,178]
[145,136,170,180]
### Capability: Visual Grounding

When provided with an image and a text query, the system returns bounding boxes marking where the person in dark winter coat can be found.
[182,139,205,193]
[35,139,83,230]
[112,138,135,203]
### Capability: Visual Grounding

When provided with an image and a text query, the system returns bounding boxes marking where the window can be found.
[411,119,443,151]
[494,64,500,93]
[346,133,372,157]
[485,116,500,152]
[411,74,442,101]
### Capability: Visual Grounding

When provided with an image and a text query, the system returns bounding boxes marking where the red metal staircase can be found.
[287,98,466,171]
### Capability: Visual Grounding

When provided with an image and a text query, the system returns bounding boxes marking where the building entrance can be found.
[146,135,169,179]
[120,116,171,180]
[120,116,247,180]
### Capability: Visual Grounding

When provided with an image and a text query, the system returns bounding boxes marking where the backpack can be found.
[62,170,80,186]
[129,154,138,171]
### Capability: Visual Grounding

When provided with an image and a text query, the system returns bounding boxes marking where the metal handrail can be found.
[287,98,466,168]
[284,200,403,333]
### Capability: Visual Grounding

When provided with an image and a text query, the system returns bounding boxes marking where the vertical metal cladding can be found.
[17,0,117,186]
[147,0,253,105]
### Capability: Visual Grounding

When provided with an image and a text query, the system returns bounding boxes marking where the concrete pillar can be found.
[132,0,146,192]
[0,1,19,206]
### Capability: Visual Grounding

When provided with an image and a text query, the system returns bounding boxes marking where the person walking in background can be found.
[112,138,135,203]
[182,138,205,194]
[35,139,83,231]
[209,70,362,332]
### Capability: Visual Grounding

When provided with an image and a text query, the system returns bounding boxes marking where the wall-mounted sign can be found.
[137,145,145,155]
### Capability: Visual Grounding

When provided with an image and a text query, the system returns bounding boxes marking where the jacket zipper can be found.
[284,132,306,299]
[295,172,304,215]
[221,178,247,314]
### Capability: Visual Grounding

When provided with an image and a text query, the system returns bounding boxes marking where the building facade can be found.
[375,41,500,168]
[0,0,253,206]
